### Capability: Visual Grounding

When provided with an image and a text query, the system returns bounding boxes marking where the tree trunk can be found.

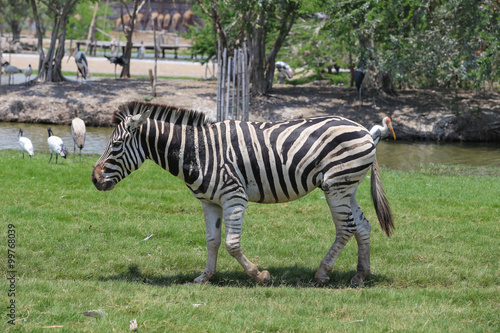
[10,21,22,43]
[358,30,396,95]
[32,0,78,83]
[30,0,45,82]
[120,0,145,78]
[85,4,99,55]
[249,7,267,96]
[248,1,298,96]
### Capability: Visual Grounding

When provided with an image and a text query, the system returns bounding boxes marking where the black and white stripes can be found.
[92,101,394,286]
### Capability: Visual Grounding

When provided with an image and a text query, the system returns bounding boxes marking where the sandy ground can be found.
[1,53,500,141]
[1,53,210,85]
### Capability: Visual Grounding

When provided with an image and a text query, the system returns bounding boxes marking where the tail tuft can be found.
[370,157,395,237]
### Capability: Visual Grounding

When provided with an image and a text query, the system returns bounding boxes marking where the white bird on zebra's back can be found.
[18,128,34,159]
[24,64,33,85]
[47,127,68,164]
[370,117,396,146]
[67,47,88,82]
[71,108,86,162]
[2,62,22,85]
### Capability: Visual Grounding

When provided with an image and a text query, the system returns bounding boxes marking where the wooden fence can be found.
[216,43,250,122]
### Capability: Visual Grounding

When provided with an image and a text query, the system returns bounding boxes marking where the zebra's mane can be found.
[112,101,214,127]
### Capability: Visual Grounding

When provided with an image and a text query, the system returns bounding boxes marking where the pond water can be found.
[1,122,499,171]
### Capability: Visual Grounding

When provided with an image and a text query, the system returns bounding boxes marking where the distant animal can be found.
[370,117,396,146]
[71,109,86,162]
[275,61,293,80]
[67,48,88,81]
[104,55,128,78]
[24,64,33,85]
[137,42,146,59]
[47,127,68,164]
[18,129,34,159]
[92,101,395,287]
[2,62,22,85]
[354,60,366,105]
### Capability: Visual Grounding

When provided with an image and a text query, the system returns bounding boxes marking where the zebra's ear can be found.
[125,109,152,131]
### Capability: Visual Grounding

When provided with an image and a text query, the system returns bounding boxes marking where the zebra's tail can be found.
[370,156,395,237]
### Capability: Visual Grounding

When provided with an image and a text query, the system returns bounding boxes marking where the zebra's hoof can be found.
[257,270,270,285]
[313,269,330,287]
[350,273,367,288]
[313,277,330,287]
[193,272,214,284]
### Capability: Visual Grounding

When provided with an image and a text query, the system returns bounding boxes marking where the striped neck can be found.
[142,118,202,185]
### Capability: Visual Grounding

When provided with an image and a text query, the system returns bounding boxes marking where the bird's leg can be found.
[73,143,76,162]
[48,152,53,164]
[22,152,25,159]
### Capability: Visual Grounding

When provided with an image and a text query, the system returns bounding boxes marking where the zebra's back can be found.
[194,116,375,204]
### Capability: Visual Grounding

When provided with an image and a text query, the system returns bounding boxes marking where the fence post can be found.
[216,44,250,122]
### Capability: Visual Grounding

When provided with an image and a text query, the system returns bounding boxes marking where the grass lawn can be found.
[1,149,498,332]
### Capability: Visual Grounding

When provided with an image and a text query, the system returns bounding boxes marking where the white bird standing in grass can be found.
[2,62,22,85]
[24,64,33,85]
[18,128,34,159]
[67,47,88,82]
[370,117,396,146]
[71,108,86,162]
[47,127,68,164]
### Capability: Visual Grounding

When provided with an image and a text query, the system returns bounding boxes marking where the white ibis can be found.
[67,47,88,81]
[370,117,396,146]
[18,129,34,159]
[104,55,128,78]
[47,127,68,164]
[137,41,145,59]
[2,62,22,85]
[275,61,293,83]
[71,108,86,162]
[24,64,33,85]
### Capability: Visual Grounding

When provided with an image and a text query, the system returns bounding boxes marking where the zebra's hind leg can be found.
[350,194,372,287]
[223,203,270,285]
[194,201,223,284]
[314,188,356,286]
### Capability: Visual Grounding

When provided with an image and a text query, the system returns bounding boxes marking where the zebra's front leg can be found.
[193,201,223,284]
[223,203,270,285]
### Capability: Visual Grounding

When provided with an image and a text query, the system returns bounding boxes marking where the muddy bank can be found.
[1,78,499,141]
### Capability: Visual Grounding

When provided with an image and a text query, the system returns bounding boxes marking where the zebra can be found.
[92,101,394,286]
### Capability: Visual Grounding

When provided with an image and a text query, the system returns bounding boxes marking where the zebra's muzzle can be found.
[92,165,116,191]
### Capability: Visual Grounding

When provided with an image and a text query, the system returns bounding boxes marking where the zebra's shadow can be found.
[98,264,392,288]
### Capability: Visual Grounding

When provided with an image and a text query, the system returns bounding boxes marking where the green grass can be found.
[0,150,498,332]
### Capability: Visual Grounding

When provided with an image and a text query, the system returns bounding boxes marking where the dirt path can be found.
[1,77,499,141]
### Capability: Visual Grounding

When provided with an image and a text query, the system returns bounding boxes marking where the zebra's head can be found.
[92,109,152,191]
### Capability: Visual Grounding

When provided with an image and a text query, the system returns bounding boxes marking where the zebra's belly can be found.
[245,175,322,204]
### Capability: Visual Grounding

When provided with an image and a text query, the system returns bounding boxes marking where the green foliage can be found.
[0,149,499,331]
[0,0,28,40]
[278,16,353,80]
[67,1,113,41]
[323,0,500,89]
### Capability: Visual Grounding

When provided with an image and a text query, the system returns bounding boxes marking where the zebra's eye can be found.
[112,140,123,148]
